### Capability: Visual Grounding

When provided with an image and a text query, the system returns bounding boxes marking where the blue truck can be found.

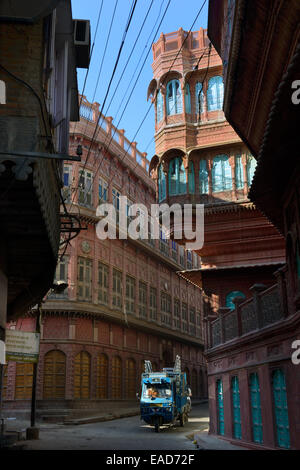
[138,356,191,432]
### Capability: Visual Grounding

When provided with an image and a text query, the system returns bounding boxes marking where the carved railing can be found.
[208,278,287,350]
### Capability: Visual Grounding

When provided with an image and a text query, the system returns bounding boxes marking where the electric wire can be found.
[68,0,138,212]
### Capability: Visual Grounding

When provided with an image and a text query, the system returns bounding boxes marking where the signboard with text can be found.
[5,330,40,363]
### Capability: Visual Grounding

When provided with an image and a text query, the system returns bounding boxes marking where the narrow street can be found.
[12,403,210,451]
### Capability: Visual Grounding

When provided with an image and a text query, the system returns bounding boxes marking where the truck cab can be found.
[139,357,190,432]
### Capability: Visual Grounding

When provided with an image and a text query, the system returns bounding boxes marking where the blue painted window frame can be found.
[225,291,246,310]
[168,157,187,195]
[195,82,204,114]
[216,379,225,436]
[272,369,290,449]
[199,159,209,194]
[156,89,163,123]
[231,376,242,440]
[212,155,232,192]
[207,76,224,111]
[188,161,195,194]
[158,165,166,202]
[166,79,182,115]
[185,83,191,113]
[249,372,263,444]
[235,155,244,189]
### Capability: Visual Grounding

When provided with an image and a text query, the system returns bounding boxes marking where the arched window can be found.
[156,89,163,123]
[43,350,66,399]
[199,159,209,194]
[74,351,90,399]
[247,155,257,187]
[158,164,166,202]
[15,363,33,399]
[212,155,232,192]
[168,157,187,195]
[207,76,224,111]
[166,79,182,115]
[185,84,191,113]
[195,82,204,114]
[225,291,246,310]
[112,356,122,399]
[96,353,108,399]
[235,155,244,189]
[125,358,136,399]
[188,161,195,194]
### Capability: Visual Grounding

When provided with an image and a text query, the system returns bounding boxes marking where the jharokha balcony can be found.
[205,266,297,352]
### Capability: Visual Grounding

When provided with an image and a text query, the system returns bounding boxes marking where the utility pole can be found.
[26,306,41,440]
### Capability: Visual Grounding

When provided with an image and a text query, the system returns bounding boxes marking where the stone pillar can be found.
[229,154,236,201]
[118,129,125,148]
[106,116,113,137]
[242,153,248,197]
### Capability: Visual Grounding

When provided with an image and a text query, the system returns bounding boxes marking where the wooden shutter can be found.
[74,351,90,399]
[43,350,66,399]
[15,363,33,399]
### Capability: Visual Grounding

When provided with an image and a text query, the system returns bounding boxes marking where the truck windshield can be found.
[143,384,172,399]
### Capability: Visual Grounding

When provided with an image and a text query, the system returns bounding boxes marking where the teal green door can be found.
[216,379,225,435]
[231,376,242,439]
[272,369,290,449]
[249,373,263,444]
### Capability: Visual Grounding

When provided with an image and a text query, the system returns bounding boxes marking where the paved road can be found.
[15,403,209,451]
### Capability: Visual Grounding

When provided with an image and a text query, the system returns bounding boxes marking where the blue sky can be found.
[71,0,208,161]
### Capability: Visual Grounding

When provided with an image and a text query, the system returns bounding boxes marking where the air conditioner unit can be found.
[73,19,91,69]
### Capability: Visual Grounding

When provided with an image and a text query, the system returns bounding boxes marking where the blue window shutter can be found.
[249,373,263,444]
[199,159,209,194]
[216,379,225,435]
[188,161,195,194]
[168,159,177,195]
[167,80,182,115]
[212,156,223,191]
[223,156,232,190]
[159,165,166,201]
[232,376,242,440]
[272,370,290,449]
[175,81,182,114]
[212,155,232,192]
[178,158,186,194]
[156,90,163,122]
[195,82,204,114]
[185,84,191,113]
[167,82,174,115]
[207,76,224,111]
[235,155,244,189]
